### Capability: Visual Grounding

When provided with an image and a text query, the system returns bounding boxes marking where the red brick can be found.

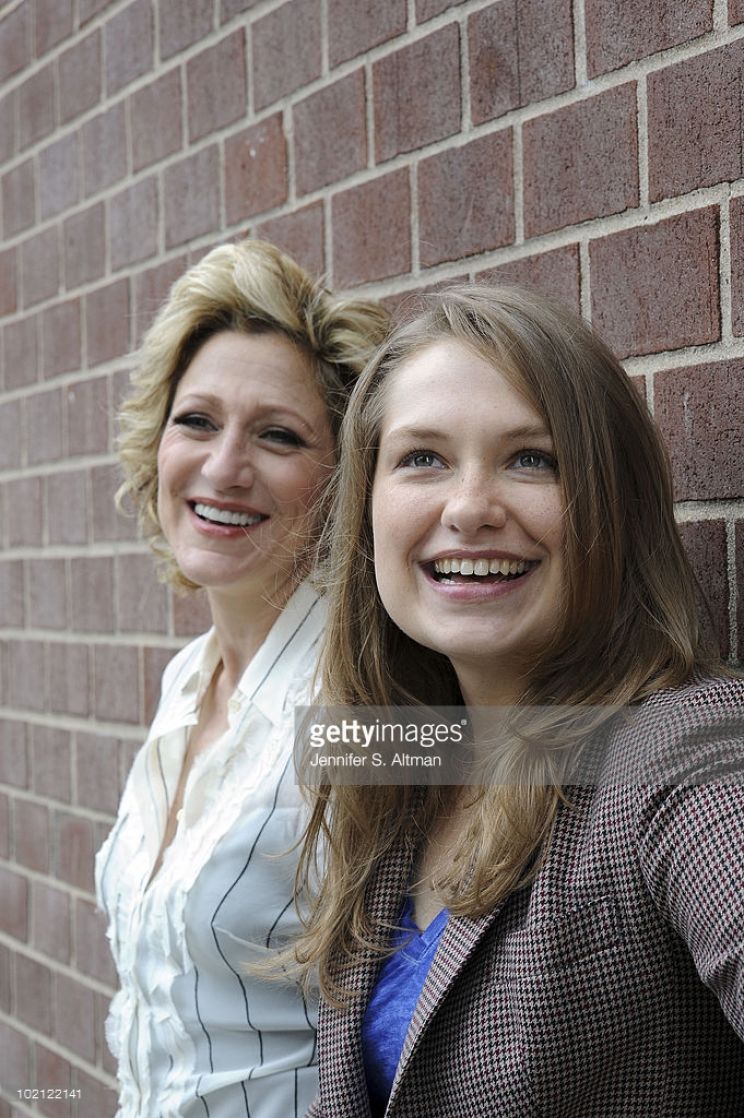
[680,521,730,658]
[34,1046,73,1118]
[0,720,27,787]
[0,90,16,165]
[416,0,463,18]
[80,0,118,23]
[524,84,638,237]
[38,134,78,222]
[15,954,52,1034]
[172,588,213,637]
[48,641,90,719]
[70,556,114,632]
[294,71,367,196]
[32,883,71,964]
[30,725,72,801]
[143,644,177,723]
[0,400,22,471]
[164,145,220,249]
[0,867,28,940]
[35,0,74,56]
[41,299,81,378]
[0,246,18,317]
[0,940,10,1011]
[419,131,514,267]
[252,0,322,111]
[72,1068,118,1118]
[0,796,8,861]
[328,0,406,66]
[116,553,168,633]
[0,559,24,625]
[469,0,574,125]
[46,471,88,547]
[27,558,67,629]
[55,813,95,892]
[82,103,127,197]
[732,0,744,24]
[66,376,110,455]
[91,463,136,542]
[3,315,38,389]
[109,177,159,272]
[332,169,411,287]
[254,202,325,277]
[94,644,141,723]
[104,0,154,95]
[24,388,64,465]
[64,203,105,289]
[0,5,30,82]
[225,115,287,224]
[655,359,744,501]
[75,898,117,983]
[18,62,55,149]
[131,69,182,172]
[591,209,719,359]
[0,1022,30,1089]
[648,42,744,203]
[15,800,50,873]
[221,0,262,18]
[160,0,213,59]
[76,732,120,815]
[54,975,96,1063]
[132,254,187,345]
[21,229,59,308]
[731,196,744,337]
[5,477,43,547]
[6,639,46,711]
[58,30,102,124]
[187,29,246,143]
[2,158,35,237]
[478,244,582,312]
[586,0,712,77]
[86,280,130,367]
[374,25,460,162]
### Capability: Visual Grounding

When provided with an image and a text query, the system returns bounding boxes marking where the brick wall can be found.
[1,0,743,1113]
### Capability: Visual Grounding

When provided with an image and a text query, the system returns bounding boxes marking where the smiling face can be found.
[157,330,335,607]
[371,339,565,704]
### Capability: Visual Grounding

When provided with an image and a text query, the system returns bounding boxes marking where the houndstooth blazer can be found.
[307,676,744,1117]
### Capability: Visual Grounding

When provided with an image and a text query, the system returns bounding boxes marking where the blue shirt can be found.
[361,897,449,1115]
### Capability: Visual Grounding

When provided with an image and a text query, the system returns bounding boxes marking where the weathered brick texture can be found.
[1,2,742,1114]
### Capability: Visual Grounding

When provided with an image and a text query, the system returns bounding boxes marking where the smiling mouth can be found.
[429,557,538,584]
[191,501,267,528]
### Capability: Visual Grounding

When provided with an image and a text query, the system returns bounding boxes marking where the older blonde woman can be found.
[95,240,387,1118]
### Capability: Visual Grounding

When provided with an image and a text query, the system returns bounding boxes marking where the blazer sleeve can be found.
[634,676,744,1039]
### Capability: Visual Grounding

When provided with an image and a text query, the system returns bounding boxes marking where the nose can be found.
[201,432,254,491]
[440,468,507,535]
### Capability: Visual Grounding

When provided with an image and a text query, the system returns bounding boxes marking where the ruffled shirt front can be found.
[95,581,324,1118]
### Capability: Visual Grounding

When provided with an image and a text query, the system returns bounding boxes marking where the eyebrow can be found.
[382,422,553,443]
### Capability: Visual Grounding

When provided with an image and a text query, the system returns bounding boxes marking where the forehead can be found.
[378,339,544,438]
[173,330,325,411]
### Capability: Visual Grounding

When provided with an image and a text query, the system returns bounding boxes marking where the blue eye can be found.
[513,450,558,471]
[399,449,443,469]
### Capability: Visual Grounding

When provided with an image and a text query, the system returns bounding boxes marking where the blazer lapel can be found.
[386,897,509,1110]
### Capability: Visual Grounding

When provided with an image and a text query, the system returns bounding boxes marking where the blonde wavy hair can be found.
[294,284,718,1002]
[117,238,389,588]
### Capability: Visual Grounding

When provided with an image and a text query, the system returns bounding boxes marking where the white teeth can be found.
[432,557,532,577]
[194,502,263,527]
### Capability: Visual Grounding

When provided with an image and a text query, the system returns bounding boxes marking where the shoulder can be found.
[601,673,744,786]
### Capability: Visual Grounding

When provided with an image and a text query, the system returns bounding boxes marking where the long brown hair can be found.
[295,284,716,1001]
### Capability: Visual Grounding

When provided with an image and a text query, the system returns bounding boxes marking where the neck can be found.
[454,661,523,709]
[206,576,298,690]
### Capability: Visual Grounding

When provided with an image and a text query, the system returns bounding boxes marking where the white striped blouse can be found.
[95,581,324,1118]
